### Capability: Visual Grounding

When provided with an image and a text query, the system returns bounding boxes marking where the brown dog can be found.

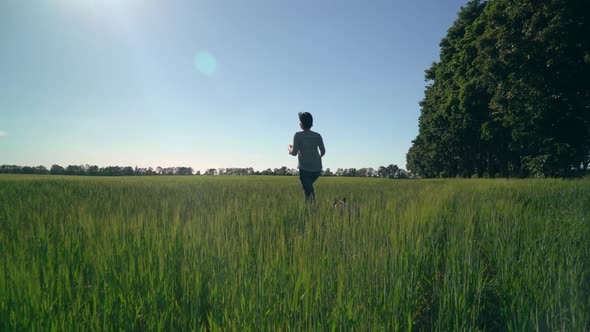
[332,197,347,208]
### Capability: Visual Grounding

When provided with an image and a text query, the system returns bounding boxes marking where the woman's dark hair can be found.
[299,112,313,129]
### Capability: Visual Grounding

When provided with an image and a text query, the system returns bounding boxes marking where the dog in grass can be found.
[332,197,347,208]
[331,197,361,218]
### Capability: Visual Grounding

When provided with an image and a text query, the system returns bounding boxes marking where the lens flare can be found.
[194,51,217,76]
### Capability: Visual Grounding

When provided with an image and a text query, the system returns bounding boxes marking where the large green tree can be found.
[407,0,590,178]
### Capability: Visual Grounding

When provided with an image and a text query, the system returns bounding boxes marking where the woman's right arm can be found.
[319,135,325,157]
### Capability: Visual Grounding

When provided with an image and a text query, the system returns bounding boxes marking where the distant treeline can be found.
[0,164,414,178]
[407,0,590,178]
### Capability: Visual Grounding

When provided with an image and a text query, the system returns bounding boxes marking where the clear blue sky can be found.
[0,0,468,172]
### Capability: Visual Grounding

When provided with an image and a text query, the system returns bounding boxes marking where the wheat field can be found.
[0,175,588,331]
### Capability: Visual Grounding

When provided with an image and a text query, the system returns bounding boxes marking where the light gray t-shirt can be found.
[292,130,325,172]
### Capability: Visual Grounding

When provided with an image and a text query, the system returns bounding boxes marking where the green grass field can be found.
[1,175,589,331]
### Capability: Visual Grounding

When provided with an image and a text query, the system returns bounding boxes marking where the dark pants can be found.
[299,170,321,201]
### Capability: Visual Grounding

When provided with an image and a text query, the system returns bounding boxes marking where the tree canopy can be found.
[407,0,590,178]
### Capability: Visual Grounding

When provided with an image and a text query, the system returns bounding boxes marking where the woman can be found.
[288,112,326,202]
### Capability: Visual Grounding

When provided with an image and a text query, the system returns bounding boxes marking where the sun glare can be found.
[60,0,132,9]
[57,0,139,17]
[194,51,218,77]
